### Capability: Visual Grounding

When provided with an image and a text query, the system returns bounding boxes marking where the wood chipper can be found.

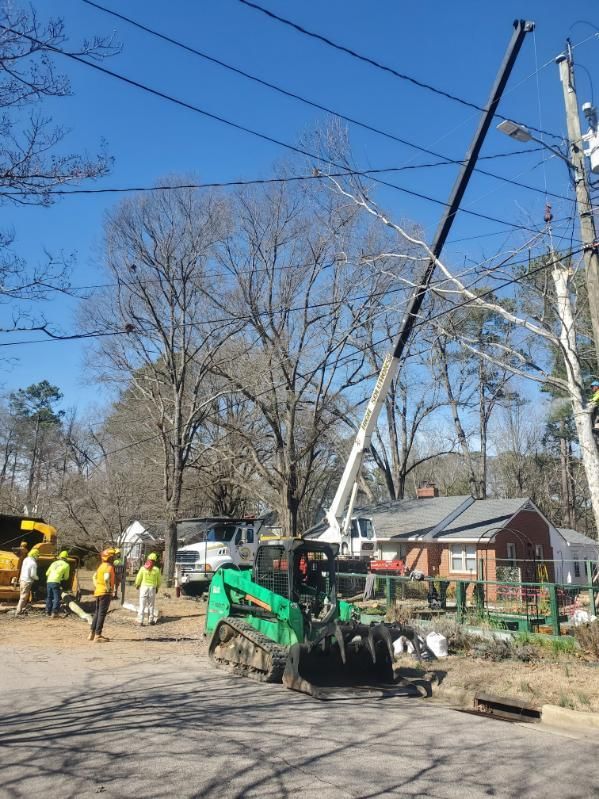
[0,519,80,604]
[205,537,423,700]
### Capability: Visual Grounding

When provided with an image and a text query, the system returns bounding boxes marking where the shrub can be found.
[573,621,599,659]
[472,638,513,661]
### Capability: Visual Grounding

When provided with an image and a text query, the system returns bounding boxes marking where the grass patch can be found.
[558,693,576,710]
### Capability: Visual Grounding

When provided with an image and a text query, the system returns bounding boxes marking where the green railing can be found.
[337,562,598,636]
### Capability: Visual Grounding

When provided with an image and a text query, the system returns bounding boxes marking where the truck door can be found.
[231,526,255,566]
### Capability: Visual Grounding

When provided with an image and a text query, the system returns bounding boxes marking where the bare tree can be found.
[0,3,117,334]
[84,184,233,582]
[211,181,390,534]
[329,175,599,531]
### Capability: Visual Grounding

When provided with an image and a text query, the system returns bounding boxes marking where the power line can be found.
[4,157,577,206]
[0,236,573,348]
[81,0,569,203]
[236,0,562,142]
[2,25,571,237]
[64,244,585,464]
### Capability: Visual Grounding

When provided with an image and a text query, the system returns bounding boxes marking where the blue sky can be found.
[2,0,598,413]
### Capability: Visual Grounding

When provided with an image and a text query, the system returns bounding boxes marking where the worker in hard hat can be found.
[134,552,161,625]
[89,548,116,642]
[113,548,124,601]
[15,548,40,615]
[45,550,71,619]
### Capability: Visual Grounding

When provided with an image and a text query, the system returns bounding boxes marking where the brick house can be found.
[365,488,556,582]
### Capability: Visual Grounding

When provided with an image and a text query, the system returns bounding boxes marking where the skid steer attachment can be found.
[205,538,428,700]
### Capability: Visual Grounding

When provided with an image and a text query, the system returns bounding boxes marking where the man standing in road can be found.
[45,550,70,619]
[89,548,116,643]
[15,548,40,615]
[135,552,161,625]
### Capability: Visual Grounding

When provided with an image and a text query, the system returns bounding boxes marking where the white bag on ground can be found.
[393,635,415,656]
[426,631,448,658]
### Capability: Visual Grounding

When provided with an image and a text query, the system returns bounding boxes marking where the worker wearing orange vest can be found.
[89,548,116,642]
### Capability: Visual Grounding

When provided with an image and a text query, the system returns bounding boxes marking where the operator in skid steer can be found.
[206,537,425,700]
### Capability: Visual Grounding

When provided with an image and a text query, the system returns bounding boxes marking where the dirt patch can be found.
[0,574,209,664]
[395,653,599,713]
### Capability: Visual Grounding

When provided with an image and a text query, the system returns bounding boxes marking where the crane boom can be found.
[315,19,534,547]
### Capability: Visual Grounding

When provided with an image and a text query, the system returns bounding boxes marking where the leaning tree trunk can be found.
[553,264,599,532]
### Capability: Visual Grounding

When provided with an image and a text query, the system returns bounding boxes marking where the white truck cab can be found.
[316,514,376,558]
[343,516,376,557]
[175,518,260,596]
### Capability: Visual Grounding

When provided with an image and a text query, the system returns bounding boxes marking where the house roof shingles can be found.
[365,496,543,543]
[429,498,531,541]
[363,496,472,540]
[558,528,599,548]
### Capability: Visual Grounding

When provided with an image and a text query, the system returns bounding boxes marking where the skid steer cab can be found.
[205,537,424,700]
[175,519,258,597]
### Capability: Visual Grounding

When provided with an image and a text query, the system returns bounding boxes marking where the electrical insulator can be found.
[583,128,599,174]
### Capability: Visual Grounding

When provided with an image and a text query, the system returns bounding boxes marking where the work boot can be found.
[88,630,95,641]
[51,612,59,619]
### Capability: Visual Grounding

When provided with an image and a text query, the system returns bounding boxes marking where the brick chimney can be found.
[416,482,439,499]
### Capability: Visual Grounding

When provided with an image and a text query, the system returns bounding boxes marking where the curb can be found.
[432,685,475,708]
[541,704,599,730]
[432,684,599,732]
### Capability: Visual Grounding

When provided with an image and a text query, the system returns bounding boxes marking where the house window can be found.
[574,560,580,577]
[535,544,544,560]
[450,544,477,573]
[506,542,517,566]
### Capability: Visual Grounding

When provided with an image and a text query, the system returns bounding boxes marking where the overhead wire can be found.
[60,242,585,466]
[235,0,563,142]
[80,0,571,204]
[0,231,572,349]
[1,24,576,238]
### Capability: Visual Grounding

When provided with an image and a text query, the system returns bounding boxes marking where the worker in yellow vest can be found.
[45,550,70,618]
[89,548,116,642]
[135,552,161,625]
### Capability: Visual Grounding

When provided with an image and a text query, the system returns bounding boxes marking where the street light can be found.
[496,119,575,168]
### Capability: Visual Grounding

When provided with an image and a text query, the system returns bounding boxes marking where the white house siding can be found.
[550,527,599,585]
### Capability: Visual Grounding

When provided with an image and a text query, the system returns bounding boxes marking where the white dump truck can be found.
[174,517,263,597]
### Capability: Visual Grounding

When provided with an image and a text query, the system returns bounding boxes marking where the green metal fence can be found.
[337,562,599,636]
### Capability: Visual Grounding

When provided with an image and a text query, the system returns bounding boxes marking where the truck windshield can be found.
[206,525,237,542]
[358,518,374,540]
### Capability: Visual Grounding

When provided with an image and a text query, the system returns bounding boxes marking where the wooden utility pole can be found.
[557,47,599,371]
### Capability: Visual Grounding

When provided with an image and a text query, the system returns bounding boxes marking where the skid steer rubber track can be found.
[208,618,288,684]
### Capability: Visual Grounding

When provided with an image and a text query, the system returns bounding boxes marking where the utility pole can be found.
[557,46,599,371]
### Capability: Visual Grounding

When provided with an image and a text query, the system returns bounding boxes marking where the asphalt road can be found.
[1,643,598,799]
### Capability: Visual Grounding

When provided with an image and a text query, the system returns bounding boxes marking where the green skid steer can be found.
[205,537,425,700]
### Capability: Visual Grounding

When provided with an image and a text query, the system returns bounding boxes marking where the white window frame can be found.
[449,543,477,573]
[535,544,544,560]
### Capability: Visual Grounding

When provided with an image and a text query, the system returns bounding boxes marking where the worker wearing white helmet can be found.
[15,548,40,615]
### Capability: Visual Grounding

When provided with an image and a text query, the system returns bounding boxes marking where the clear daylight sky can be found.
[2,0,599,415]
